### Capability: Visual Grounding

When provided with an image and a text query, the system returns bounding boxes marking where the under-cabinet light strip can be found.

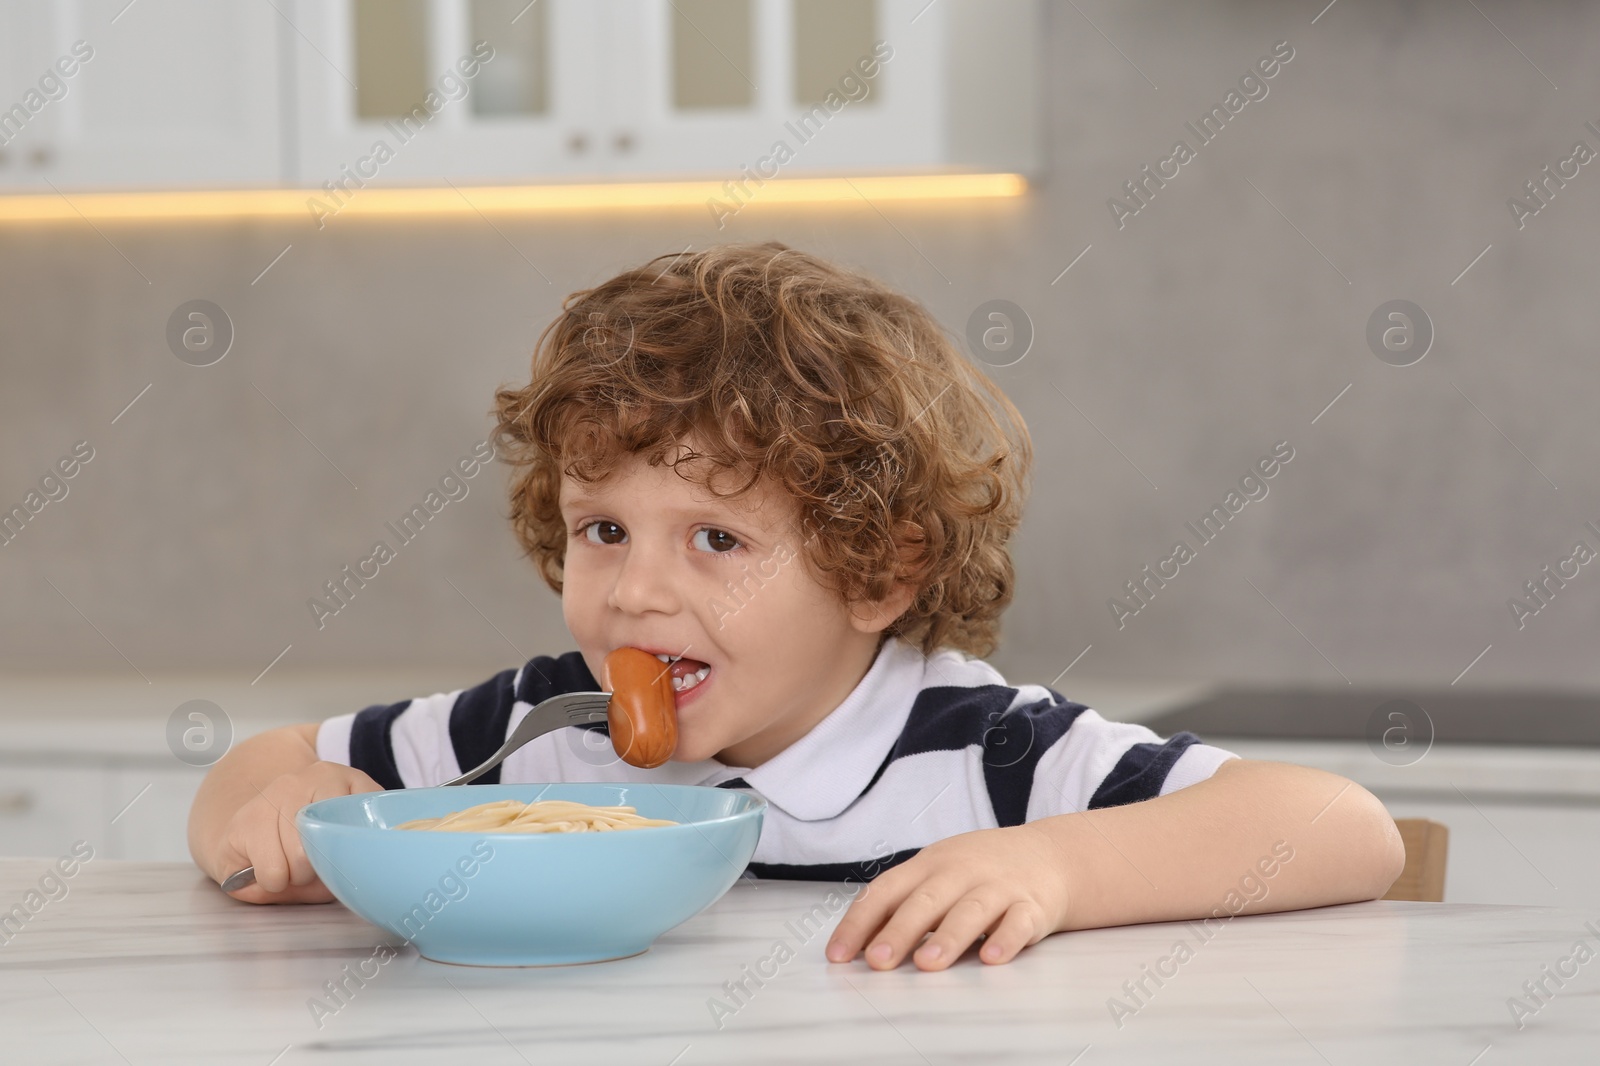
[0,173,1026,223]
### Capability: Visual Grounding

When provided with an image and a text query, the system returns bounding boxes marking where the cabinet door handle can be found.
[0,790,35,814]
[567,132,589,154]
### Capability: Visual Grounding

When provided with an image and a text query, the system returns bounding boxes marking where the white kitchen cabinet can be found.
[2,0,1034,195]
[0,0,284,191]
[288,0,1037,188]
[0,1,63,188]
[290,0,608,187]
[0,759,204,863]
[615,0,1039,175]
[0,763,113,859]
[606,0,942,175]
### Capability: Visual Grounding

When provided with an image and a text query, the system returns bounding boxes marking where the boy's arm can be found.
[188,723,320,852]
[826,759,1406,970]
[187,722,382,904]
[1040,759,1404,928]
[187,654,585,902]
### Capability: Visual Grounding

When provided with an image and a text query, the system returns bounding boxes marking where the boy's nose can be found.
[607,544,681,616]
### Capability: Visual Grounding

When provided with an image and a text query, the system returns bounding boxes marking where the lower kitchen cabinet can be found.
[0,759,204,864]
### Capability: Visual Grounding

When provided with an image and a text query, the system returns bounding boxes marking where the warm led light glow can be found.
[0,173,1026,223]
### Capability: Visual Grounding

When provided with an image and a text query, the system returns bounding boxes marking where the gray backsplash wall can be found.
[3,0,1598,695]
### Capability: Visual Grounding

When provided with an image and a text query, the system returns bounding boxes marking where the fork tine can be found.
[564,692,611,722]
[437,691,613,787]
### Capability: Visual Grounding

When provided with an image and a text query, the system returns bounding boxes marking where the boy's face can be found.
[559,444,906,768]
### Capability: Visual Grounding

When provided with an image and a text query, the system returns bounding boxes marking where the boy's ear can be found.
[848,521,924,634]
[847,579,917,635]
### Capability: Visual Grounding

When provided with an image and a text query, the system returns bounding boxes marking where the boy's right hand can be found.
[206,761,384,905]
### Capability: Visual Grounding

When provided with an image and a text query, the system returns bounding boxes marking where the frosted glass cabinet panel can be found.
[793,0,879,106]
[353,0,433,121]
[671,0,757,111]
[0,0,283,190]
[292,0,605,185]
[470,0,551,118]
[610,0,948,176]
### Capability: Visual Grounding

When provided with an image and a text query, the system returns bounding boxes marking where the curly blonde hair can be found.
[491,242,1032,657]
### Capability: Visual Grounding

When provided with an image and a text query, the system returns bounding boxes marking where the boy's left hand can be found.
[824,823,1071,971]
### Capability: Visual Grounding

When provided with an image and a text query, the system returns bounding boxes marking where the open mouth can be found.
[652,652,711,694]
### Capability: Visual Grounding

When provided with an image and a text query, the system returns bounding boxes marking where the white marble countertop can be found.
[3,859,1596,1064]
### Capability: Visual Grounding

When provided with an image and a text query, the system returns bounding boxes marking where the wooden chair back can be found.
[1382,818,1449,902]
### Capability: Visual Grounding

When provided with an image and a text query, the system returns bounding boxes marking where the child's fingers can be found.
[226,878,336,905]
[275,801,320,888]
[975,900,1044,965]
[209,835,255,892]
[282,768,383,886]
[216,765,377,904]
[224,799,328,902]
[346,771,385,795]
[911,892,1010,971]
[826,869,921,962]
[854,876,969,970]
[311,766,383,802]
[236,797,293,895]
[228,778,305,893]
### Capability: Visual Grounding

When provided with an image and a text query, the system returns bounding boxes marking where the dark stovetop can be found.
[1138,688,1600,747]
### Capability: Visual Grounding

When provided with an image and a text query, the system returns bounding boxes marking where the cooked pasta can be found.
[394,798,677,834]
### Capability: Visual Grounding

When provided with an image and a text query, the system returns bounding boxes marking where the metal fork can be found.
[218,690,612,894]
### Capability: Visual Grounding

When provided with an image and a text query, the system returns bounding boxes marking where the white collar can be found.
[707,637,929,821]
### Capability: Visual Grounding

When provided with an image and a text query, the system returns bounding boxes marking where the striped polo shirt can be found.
[316,637,1237,882]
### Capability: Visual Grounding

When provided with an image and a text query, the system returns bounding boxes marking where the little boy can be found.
[189,243,1404,972]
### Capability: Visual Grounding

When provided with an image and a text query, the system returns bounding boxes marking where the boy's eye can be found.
[692,528,741,553]
[582,521,626,545]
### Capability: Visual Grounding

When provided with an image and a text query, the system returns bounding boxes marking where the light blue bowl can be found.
[297,782,765,966]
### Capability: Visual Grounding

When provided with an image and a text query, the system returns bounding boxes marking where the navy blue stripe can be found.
[349,701,412,791]
[450,652,601,786]
[847,684,1091,826]
[745,848,921,882]
[887,684,1015,757]
[715,777,752,790]
[1088,733,1202,809]
[512,651,599,704]
[982,692,1091,826]
[447,669,519,787]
